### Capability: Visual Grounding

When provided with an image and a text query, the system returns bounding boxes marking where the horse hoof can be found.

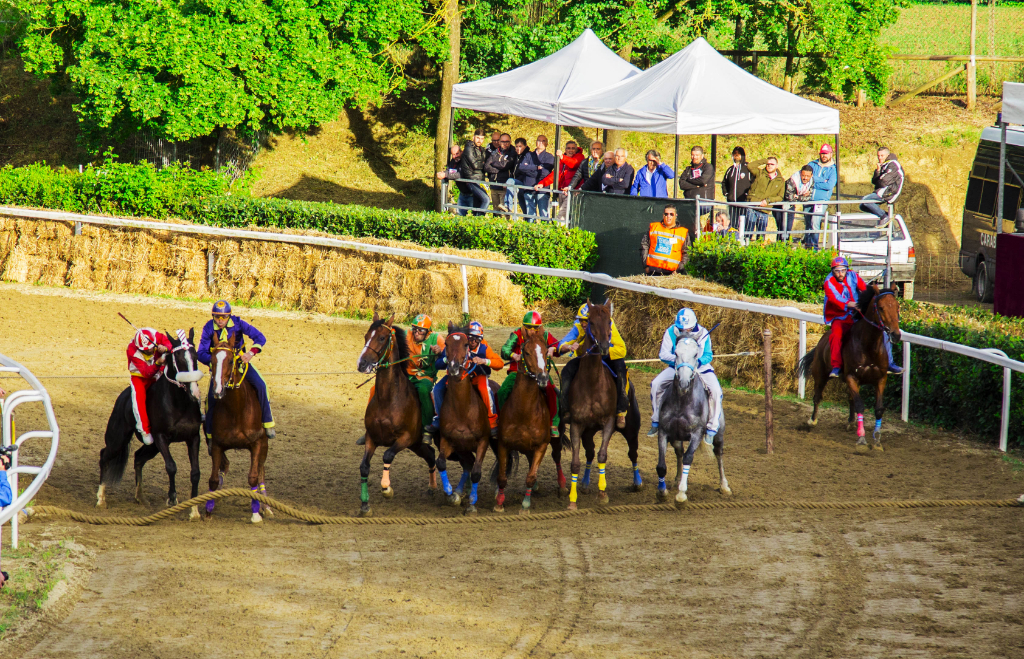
[807,418,818,428]
[448,493,461,507]
[559,487,569,498]
[188,506,200,521]
[263,506,274,517]
[381,486,394,499]
[632,482,645,492]
[657,488,669,502]
[856,443,869,454]
[675,491,688,504]
[580,486,591,495]
[873,429,882,441]
[96,499,106,509]
[427,487,438,497]
[251,512,263,524]
[567,502,578,511]
[464,505,478,516]
[720,485,733,496]
[359,506,372,518]
[493,505,505,513]
[167,496,177,507]
[519,506,531,515]
[597,492,610,506]
[872,443,884,452]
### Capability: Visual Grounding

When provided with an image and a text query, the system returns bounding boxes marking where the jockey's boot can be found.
[616,411,627,429]
[888,363,903,375]
[421,430,434,445]
[829,368,841,378]
[356,434,366,446]
[142,432,154,446]
[490,426,499,440]
[646,422,659,438]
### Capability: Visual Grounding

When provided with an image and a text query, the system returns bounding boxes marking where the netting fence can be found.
[114,130,266,181]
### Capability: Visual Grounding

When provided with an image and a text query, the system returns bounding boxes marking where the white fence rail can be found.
[1,355,61,551]
[1,205,1021,451]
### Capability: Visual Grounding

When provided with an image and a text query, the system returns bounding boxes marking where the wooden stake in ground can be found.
[763,328,774,454]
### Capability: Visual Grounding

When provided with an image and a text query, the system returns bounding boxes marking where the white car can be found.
[835,213,917,299]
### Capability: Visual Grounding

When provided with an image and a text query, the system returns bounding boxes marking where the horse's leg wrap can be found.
[598,462,607,491]
[679,464,691,493]
[360,476,369,504]
[556,464,566,490]
[569,473,579,503]
[381,464,391,489]
[856,413,865,437]
[456,470,469,495]
[582,461,592,488]
[250,485,261,515]
[496,487,506,507]
[470,482,479,506]
[439,469,452,496]
[632,462,642,487]
[206,497,216,514]
[523,487,532,509]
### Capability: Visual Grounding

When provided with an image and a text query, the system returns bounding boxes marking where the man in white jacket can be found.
[646,308,723,443]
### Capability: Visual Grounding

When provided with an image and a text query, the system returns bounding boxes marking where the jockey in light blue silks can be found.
[646,308,723,442]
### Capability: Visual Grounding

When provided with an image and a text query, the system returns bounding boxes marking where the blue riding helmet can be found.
[674,308,698,332]
[467,321,484,338]
[212,299,232,315]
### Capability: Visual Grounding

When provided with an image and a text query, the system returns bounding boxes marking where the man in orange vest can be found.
[641,204,690,276]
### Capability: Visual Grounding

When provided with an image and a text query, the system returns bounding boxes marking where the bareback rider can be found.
[127,328,173,445]
[646,308,723,443]
[427,321,503,439]
[823,256,902,378]
[197,300,276,439]
[557,303,629,428]
[498,311,560,438]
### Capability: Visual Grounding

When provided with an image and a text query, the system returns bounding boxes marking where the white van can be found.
[836,213,917,299]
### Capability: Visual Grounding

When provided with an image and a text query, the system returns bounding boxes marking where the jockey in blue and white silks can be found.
[646,308,723,442]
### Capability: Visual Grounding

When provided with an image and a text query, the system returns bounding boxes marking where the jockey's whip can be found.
[117,313,140,332]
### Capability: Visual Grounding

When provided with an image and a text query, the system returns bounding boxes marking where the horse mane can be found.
[393,325,410,361]
[449,324,471,336]
[857,284,878,310]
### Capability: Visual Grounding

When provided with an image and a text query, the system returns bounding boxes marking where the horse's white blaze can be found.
[213,351,227,394]
[358,329,376,366]
[534,344,544,373]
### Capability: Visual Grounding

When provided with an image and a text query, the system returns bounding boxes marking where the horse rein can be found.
[854,290,899,338]
[210,345,246,389]
[445,333,478,381]
[582,319,612,357]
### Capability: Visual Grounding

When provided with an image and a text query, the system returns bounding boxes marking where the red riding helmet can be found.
[522,311,543,328]
[830,256,849,269]
[134,328,158,353]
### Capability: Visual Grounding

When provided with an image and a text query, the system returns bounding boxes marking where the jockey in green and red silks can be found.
[497,310,561,437]
[197,299,276,439]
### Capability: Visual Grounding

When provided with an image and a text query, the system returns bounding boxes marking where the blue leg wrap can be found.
[470,482,478,505]
[633,462,642,486]
[456,471,469,495]
[439,470,452,496]
[875,419,882,431]
[658,477,666,491]
[582,462,592,487]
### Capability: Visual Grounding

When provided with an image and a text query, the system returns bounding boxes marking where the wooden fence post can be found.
[763,328,773,454]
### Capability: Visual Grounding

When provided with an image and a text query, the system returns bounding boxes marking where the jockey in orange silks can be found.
[427,321,503,439]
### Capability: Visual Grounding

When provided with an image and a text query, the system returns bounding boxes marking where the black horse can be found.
[97,329,204,519]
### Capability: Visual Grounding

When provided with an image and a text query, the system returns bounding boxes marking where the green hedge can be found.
[685,235,836,303]
[885,309,1024,448]
[0,163,597,304]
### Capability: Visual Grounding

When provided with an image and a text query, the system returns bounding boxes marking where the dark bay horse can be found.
[656,335,730,504]
[357,313,437,517]
[436,323,492,515]
[798,284,902,451]
[495,327,553,513]
[563,299,642,509]
[205,329,271,523]
[97,329,204,520]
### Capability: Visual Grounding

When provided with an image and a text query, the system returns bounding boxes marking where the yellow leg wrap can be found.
[598,463,607,491]
[569,473,578,503]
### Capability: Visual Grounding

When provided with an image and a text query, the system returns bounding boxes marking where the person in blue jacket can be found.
[197,300,276,439]
[631,150,675,198]
[803,144,837,250]
[0,446,10,588]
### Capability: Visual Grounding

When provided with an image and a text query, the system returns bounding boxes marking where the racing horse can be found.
[204,329,272,522]
[494,326,554,513]
[356,313,438,517]
[656,334,731,503]
[97,329,204,520]
[562,299,642,509]
[435,323,495,515]
[798,284,902,451]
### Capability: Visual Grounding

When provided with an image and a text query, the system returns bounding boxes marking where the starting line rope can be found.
[25,488,1023,527]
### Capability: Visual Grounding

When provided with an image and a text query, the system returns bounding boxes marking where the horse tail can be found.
[488,440,521,486]
[100,388,135,486]
[797,349,816,380]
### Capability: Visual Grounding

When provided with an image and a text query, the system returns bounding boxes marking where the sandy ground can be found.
[2,282,1024,658]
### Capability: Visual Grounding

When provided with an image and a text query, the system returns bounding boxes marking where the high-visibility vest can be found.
[646,222,688,271]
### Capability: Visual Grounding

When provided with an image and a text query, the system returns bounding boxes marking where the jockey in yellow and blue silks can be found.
[647,308,722,442]
[197,300,276,439]
[426,321,503,439]
[557,303,629,428]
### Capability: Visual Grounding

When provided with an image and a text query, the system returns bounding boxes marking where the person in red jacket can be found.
[127,328,173,445]
[539,141,585,222]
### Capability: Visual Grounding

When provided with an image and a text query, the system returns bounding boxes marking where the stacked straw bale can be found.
[607,274,824,395]
[0,216,525,326]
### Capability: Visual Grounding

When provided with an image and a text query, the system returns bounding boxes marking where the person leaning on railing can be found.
[484,133,515,212]
[641,204,690,276]
[460,128,491,215]
[0,384,9,589]
[435,145,473,217]
[745,156,786,239]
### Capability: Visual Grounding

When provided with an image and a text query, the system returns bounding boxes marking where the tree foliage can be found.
[14,0,445,142]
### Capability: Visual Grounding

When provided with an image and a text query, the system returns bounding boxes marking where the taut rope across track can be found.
[25,489,1024,527]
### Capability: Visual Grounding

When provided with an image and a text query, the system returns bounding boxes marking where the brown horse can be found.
[204,330,271,523]
[563,299,642,509]
[798,284,902,451]
[435,323,493,515]
[494,326,553,513]
[356,313,437,517]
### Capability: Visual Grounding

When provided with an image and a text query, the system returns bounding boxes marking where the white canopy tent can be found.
[451,29,640,123]
[1004,81,1024,125]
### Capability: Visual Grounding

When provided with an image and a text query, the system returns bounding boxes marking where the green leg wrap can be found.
[360,477,369,503]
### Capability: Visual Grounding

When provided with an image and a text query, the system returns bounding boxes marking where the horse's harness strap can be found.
[854,290,897,335]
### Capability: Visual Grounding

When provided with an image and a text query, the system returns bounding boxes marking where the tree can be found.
[15,0,444,144]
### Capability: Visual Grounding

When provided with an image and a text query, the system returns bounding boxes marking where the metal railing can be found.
[441,177,569,223]
[0,355,61,551]
[0,204,1019,450]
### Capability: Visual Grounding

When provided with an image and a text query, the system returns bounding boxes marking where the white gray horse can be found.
[655,335,731,503]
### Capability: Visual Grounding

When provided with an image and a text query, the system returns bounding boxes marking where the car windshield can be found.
[839,217,906,242]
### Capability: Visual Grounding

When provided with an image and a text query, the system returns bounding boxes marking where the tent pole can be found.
[834,133,841,200]
[673,135,680,198]
[553,125,562,218]
[711,135,717,174]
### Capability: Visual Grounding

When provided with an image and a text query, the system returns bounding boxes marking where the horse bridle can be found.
[446,333,478,381]
[163,335,196,391]
[210,344,246,389]
[855,290,899,339]
[583,318,612,356]
[364,326,396,373]
[517,337,547,384]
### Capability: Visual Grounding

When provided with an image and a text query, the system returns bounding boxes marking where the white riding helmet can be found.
[674,308,698,332]
[134,328,158,353]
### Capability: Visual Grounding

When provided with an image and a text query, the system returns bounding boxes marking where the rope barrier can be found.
[24,488,1022,527]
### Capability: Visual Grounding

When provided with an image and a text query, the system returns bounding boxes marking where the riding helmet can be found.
[212,299,232,314]
[522,311,543,327]
[830,256,849,269]
[411,314,432,330]
[467,321,484,337]
[134,328,158,353]
[576,304,589,320]
[674,308,698,331]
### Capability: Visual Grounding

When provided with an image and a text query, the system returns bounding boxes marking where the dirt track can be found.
[2,282,1024,658]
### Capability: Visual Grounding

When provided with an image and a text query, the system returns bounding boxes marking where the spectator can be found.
[641,204,690,276]
[745,156,786,238]
[581,152,616,191]
[509,137,530,214]
[679,146,716,200]
[860,147,904,224]
[713,211,738,238]
[519,135,556,220]
[804,143,837,250]
[570,141,605,189]
[436,145,473,216]
[484,133,515,212]
[485,130,502,159]
[460,128,490,215]
[722,146,752,228]
[604,148,635,195]
[538,140,584,222]
[0,433,9,590]
[631,149,675,198]
[783,165,815,241]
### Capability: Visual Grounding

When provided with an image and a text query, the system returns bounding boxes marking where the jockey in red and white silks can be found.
[127,328,173,445]
[646,308,722,442]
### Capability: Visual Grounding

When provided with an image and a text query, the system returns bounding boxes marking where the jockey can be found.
[823,256,902,377]
[557,303,629,428]
[197,300,276,439]
[356,313,444,445]
[498,311,560,438]
[127,328,173,445]
[426,321,503,439]
[646,308,723,443]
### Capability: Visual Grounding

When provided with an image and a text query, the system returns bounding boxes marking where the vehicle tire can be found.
[975,261,994,303]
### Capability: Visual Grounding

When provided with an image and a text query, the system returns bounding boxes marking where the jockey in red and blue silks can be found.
[426,321,503,439]
[823,256,902,378]
[197,300,276,439]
